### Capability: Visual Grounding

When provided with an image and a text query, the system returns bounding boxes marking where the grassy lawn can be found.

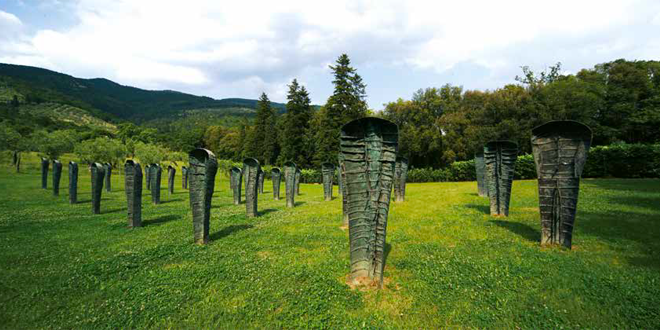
[1,157,659,328]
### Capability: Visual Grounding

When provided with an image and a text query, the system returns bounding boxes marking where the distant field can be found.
[18,102,117,132]
[0,159,659,328]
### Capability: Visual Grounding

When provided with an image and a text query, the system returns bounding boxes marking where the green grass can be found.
[1,158,659,329]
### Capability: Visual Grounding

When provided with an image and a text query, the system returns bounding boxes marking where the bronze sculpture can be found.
[393,157,408,202]
[91,162,105,214]
[475,151,488,197]
[283,161,297,208]
[484,141,518,216]
[258,168,265,194]
[341,117,398,287]
[167,165,176,195]
[41,158,49,189]
[125,160,143,228]
[103,163,112,192]
[531,121,592,249]
[295,168,301,196]
[322,162,335,201]
[52,160,62,196]
[338,154,348,225]
[271,168,281,200]
[145,164,151,191]
[181,166,188,189]
[243,158,260,217]
[68,161,78,204]
[189,148,218,244]
[230,167,242,205]
[150,164,162,205]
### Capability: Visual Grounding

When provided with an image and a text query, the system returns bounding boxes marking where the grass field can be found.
[1,159,659,329]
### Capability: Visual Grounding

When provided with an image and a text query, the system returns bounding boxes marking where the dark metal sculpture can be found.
[91,162,105,214]
[338,154,348,225]
[283,161,297,208]
[167,165,176,195]
[150,164,162,205]
[258,168,265,194]
[393,157,409,202]
[52,160,62,196]
[124,160,143,228]
[271,168,281,200]
[189,148,218,244]
[337,158,343,195]
[103,163,112,192]
[68,161,78,204]
[322,162,335,201]
[14,152,20,173]
[484,141,518,216]
[295,168,301,196]
[181,166,188,189]
[41,158,49,189]
[145,164,151,191]
[243,158,260,217]
[341,117,398,287]
[531,121,592,249]
[475,151,488,197]
[230,166,242,205]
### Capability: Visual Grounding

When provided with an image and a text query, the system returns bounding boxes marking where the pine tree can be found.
[280,79,312,167]
[249,92,278,165]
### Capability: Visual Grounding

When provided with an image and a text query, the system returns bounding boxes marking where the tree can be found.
[132,141,166,165]
[32,129,78,160]
[248,92,278,165]
[279,79,313,167]
[74,137,127,167]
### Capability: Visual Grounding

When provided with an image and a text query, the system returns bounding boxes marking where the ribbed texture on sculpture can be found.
[341,117,398,287]
[52,160,62,196]
[230,167,242,205]
[104,163,112,192]
[243,158,260,217]
[91,162,105,214]
[338,154,348,225]
[258,169,265,194]
[393,157,408,202]
[68,161,78,204]
[41,158,49,189]
[295,168,301,196]
[531,121,592,249]
[181,166,188,189]
[271,168,281,200]
[322,162,335,201]
[484,141,518,216]
[125,160,143,228]
[145,165,151,191]
[150,164,162,205]
[475,151,488,197]
[167,165,176,195]
[189,148,218,244]
[283,162,297,208]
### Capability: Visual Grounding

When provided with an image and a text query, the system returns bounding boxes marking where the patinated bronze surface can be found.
[243,158,260,217]
[230,167,242,205]
[189,148,218,244]
[322,162,335,201]
[283,161,297,208]
[475,151,488,197]
[484,141,518,216]
[258,168,265,194]
[338,154,348,225]
[145,164,151,191]
[532,121,592,249]
[103,163,112,192]
[150,164,162,205]
[41,158,49,189]
[125,160,143,228]
[181,166,188,189]
[68,161,78,204]
[295,168,301,196]
[393,157,408,202]
[271,168,281,200]
[167,165,176,195]
[341,117,398,287]
[52,160,62,196]
[91,162,105,214]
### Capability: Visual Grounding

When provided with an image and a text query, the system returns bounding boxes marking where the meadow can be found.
[0,155,659,329]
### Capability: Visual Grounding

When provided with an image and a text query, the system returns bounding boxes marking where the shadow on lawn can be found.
[143,214,181,226]
[491,220,540,243]
[159,199,183,204]
[210,224,253,241]
[465,203,489,214]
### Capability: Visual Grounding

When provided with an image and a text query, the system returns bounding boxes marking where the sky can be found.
[0,0,659,109]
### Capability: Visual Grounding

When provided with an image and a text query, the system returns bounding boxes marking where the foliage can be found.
[279,79,313,167]
[133,141,167,165]
[245,93,278,165]
[31,129,79,160]
[73,136,127,166]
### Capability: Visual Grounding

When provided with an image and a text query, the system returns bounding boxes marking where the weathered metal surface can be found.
[181,166,188,189]
[341,117,398,287]
[68,161,78,204]
[41,158,49,189]
[475,151,488,197]
[393,157,409,202]
[258,168,265,194]
[124,160,143,228]
[337,159,343,195]
[167,165,176,195]
[52,160,62,196]
[322,162,335,201]
[295,168,301,196]
[189,148,218,244]
[150,164,162,205]
[145,164,151,191]
[338,154,348,225]
[484,141,518,216]
[103,163,112,192]
[531,121,592,249]
[283,161,297,208]
[230,167,242,205]
[243,158,260,217]
[271,168,281,200]
[91,162,105,214]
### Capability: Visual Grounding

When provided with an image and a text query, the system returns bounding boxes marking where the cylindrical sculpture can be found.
[52,160,62,196]
[295,168,301,196]
[150,164,162,205]
[283,161,297,208]
[484,141,518,216]
[125,160,143,228]
[338,154,348,225]
[189,148,218,244]
[41,158,49,189]
[271,168,281,200]
[68,161,78,204]
[341,117,398,287]
[91,162,105,214]
[181,166,188,189]
[243,158,260,217]
[393,157,409,202]
[258,168,265,194]
[475,151,488,197]
[231,166,242,205]
[531,121,592,249]
[337,158,343,195]
[145,164,151,191]
[167,165,176,195]
[322,162,335,201]
[104,163,112,192]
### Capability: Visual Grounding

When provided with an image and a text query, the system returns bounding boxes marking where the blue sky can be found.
[1,0,659,109]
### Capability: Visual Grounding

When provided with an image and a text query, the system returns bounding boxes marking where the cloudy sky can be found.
[1,0,659,109]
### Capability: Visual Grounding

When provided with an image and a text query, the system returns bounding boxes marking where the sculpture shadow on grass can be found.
[259,208,278,216]
[383,243,392,272]
[103,207,127,214]
[465,203,489,215]
[76,199,91,203]
[491,220,540,243]
[210,224,253,242]
[294,201,306,207]
[159,199,183,204]
[143,215,181,227]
